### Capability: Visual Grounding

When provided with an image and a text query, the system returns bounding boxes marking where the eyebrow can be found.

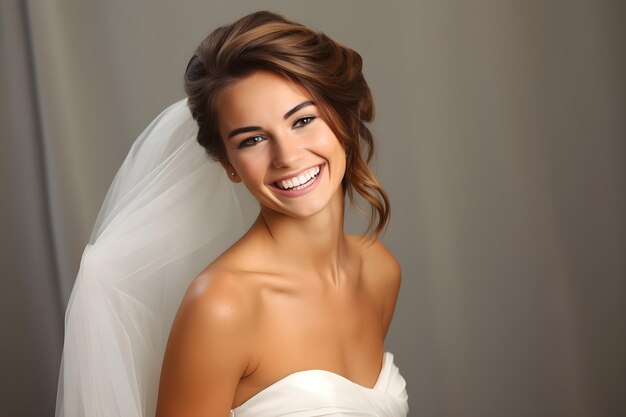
[227,100,315,140]
[227,125,262,140]
[283,100,314,120]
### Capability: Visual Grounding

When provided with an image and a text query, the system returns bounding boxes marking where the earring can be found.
[230,172,236,176]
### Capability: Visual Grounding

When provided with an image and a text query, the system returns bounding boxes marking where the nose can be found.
[271,131,303,169]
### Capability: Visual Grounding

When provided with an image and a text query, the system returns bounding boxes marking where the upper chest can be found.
[229,239,393,407]
[254,244,385,330]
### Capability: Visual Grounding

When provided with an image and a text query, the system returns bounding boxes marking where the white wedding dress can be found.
[230,352,409,417]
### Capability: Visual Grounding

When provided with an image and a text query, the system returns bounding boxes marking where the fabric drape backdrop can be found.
[1,1,624,416]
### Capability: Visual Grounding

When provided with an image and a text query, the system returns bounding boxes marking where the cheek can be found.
[312,125,344,155]
[316,131,347,179]
[236,155,267,183]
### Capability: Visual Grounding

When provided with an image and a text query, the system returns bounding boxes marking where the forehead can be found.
[216,71,312,129]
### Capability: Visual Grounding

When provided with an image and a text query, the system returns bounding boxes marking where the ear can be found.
[219,158,241,183]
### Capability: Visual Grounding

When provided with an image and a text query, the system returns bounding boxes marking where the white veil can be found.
[55,98,244,417]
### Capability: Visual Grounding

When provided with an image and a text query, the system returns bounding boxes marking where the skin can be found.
[155,70,402,417]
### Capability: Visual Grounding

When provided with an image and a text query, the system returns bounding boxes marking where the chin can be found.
[286,204,327,219]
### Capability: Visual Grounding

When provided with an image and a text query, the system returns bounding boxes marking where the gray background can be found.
[1,1,624,416]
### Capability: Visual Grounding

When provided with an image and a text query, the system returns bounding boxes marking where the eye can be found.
[237,135,265,149]
[293,115,316,128]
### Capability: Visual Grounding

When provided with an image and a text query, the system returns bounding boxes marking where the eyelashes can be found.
[236,115,317,149]
[293,115,316,128]
[237,135,264,148]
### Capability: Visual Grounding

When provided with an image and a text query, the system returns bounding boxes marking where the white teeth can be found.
[276,165,321,190]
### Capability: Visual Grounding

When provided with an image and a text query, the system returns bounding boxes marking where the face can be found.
[216,70,347,219]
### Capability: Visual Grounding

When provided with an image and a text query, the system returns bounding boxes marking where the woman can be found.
[56,10,407,417]
[156,11,407,416]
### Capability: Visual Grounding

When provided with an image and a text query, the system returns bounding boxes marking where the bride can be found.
[56,10,407,417]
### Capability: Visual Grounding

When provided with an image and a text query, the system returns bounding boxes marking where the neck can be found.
[252,189,350,284]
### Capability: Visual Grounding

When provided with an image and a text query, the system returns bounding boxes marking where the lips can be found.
[268,163,324,197]
[273,165,321,190]
[270,164,323,185]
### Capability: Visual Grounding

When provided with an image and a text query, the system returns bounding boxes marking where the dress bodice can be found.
[230,351,409,417]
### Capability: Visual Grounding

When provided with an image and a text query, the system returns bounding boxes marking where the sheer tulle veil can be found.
[55,98,244,417]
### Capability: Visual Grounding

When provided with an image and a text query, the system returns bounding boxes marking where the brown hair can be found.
[184,11,390,238]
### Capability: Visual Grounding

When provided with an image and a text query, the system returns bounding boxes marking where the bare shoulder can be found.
[349,235,402,288]
[348,235,402,335]
[156,266,258,417]
[183,264,259,322]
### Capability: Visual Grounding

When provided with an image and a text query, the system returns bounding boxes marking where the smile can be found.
[270,163,324,197]
[274,165,321,190]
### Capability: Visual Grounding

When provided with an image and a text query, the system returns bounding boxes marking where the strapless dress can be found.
[230,351,408,417]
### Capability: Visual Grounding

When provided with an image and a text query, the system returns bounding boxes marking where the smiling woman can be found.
[55,10,407,417]
[214,71,346,218]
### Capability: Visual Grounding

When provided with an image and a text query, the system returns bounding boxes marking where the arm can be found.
[155,272,255,417]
